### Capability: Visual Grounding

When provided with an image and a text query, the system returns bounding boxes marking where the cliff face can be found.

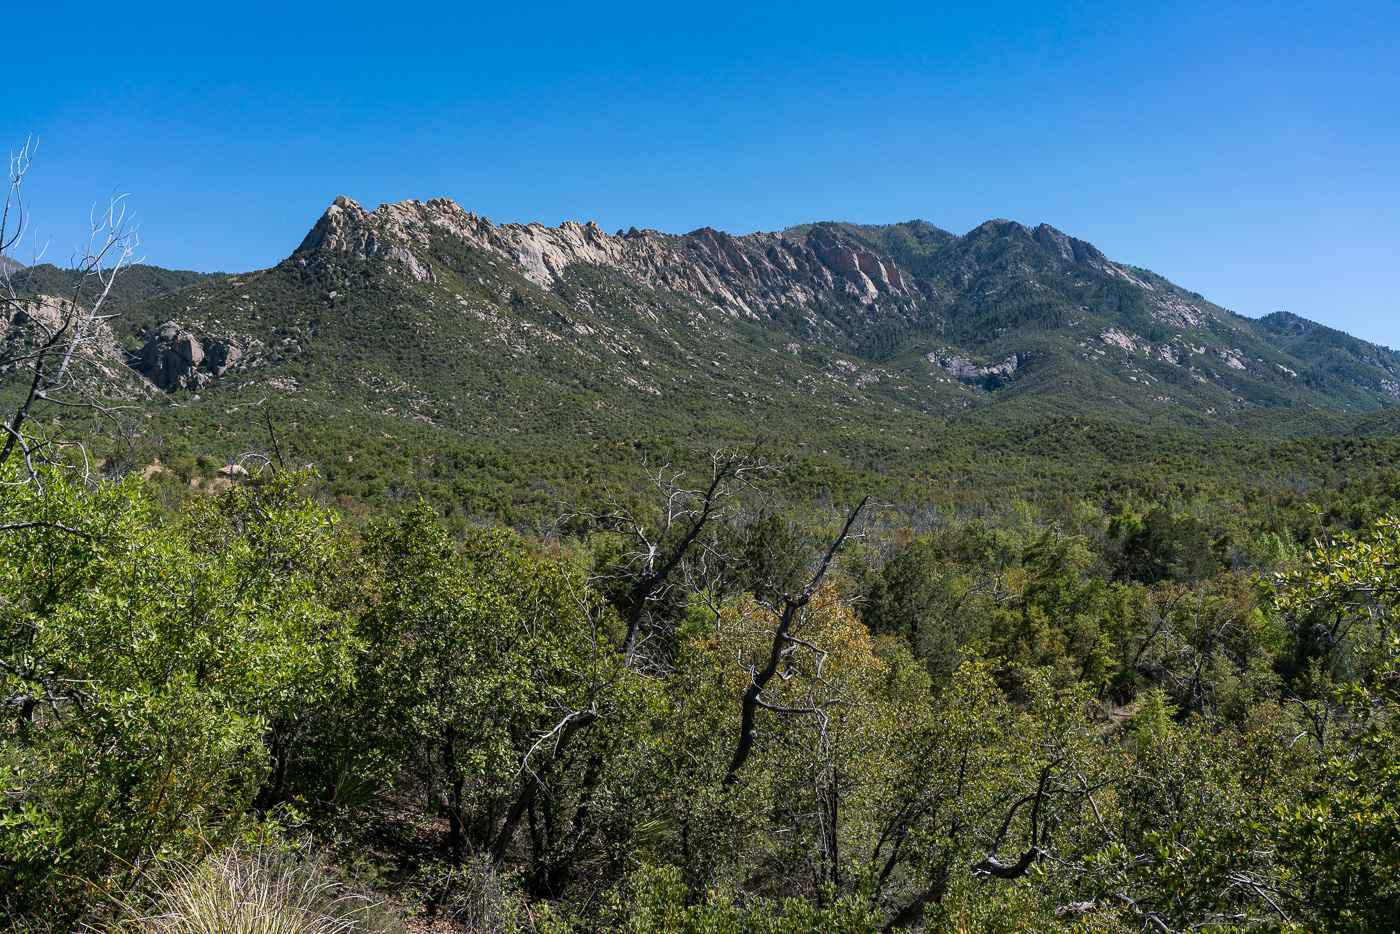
[292,198,1250,355]
[295,196,922,321]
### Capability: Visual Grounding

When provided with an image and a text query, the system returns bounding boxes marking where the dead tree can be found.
[0,139,140,480]
[575,446,774,665]
[722,494,870,786]
[0,142,144,738]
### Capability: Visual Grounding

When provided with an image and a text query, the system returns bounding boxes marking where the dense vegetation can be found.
[4,179,1400,932]
[3,445,1398,932]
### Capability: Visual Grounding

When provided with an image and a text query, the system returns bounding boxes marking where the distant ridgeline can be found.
[7,198,1400,515]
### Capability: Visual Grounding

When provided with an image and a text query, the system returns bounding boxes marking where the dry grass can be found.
[116,850,401,934]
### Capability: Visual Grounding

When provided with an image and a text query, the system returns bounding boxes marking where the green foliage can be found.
[593,864,882,934]
[310,506,618,865]
[1127,688,1176,746]
[7,428,1400,932]
[1111,506,1220,584]
[0,469,354,919]
[1257,518,1400,931]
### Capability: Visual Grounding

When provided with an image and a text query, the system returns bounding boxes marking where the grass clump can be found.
[116,850,402,934]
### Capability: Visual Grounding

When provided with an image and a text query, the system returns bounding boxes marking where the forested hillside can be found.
[4,194,1400,933]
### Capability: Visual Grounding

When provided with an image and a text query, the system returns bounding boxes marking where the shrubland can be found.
[3,449,1398,933]
[5,151,1399,932]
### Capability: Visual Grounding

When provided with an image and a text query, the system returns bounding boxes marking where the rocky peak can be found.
[804,225,906,297]
[294,197,922,321]
[1025,222,1158,292]
[295,196,438,282]
[1032,223,1079,263]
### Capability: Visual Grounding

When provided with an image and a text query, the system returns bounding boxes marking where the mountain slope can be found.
[1254,311,1400,400]
[8,198,1399,480]
[140,197,1393,427]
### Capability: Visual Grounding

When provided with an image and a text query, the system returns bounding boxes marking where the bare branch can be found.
[0,151,140,479]
[0,520,96,538]
[723,494,869,786]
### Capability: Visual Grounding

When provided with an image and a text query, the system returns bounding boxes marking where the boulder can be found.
[135,322,205,390]
[205,339,242,376]
[133,321,243,390]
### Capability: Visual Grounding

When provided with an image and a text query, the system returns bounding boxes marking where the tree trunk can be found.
[527,798,545,891]
[491,709,597,867]
[883,871,949,932]
[444,725,464,867]
[824,771,841,889]
[546,752,603,895]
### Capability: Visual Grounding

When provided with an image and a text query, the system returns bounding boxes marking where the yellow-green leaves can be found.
[0,467,355,917]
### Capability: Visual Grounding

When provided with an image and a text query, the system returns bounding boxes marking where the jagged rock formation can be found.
[1031,223,1154,291]
[205,338,242,376]
[297,197,437,283]
[295,197,920,322]
[132,321,242,391]
[137,322,204,389]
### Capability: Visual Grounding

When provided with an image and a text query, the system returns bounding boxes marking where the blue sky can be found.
[7,1,1399,347]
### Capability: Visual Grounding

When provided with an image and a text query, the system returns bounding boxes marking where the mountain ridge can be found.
[9,197,1400,470]
[285,196,1400,411]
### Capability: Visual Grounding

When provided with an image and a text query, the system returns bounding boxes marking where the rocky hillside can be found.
[0,295,158,402]
[10,197,1400,461]
[291,198,1400,423]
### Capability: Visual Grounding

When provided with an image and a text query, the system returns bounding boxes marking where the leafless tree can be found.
[0,139,141,484]
[571,445,776,666]
[723,494,870,786]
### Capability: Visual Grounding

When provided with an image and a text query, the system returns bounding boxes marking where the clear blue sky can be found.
[7,1,1398,347]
